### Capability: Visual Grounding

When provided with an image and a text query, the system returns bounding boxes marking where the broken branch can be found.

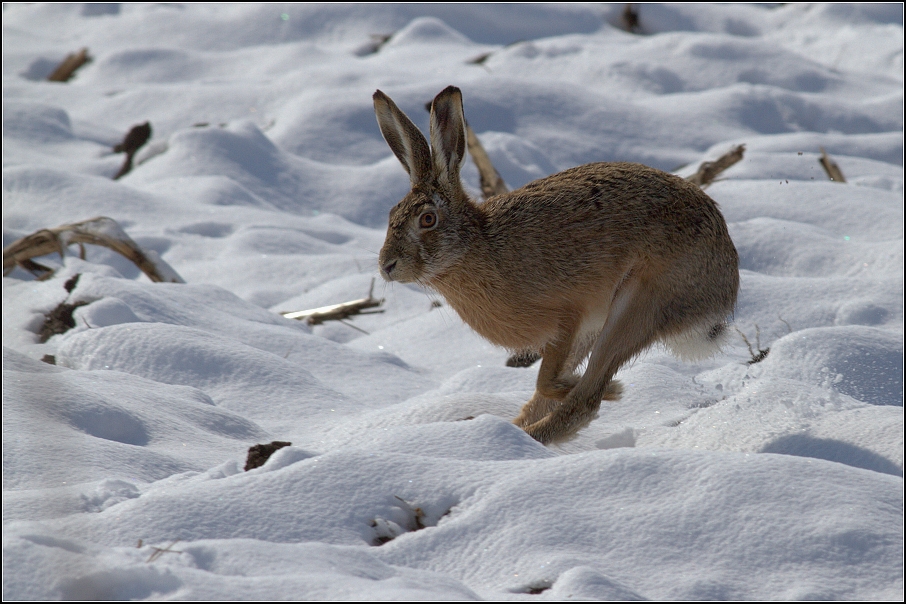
[685,144,746,188]
[281,278,384,325]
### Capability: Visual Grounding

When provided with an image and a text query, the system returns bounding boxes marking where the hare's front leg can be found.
[513,320,580,428]
[534,320,581,400]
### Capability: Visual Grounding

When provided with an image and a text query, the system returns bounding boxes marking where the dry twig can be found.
[818,147,846,183]
[47,48,92,82]
[2,216,185,283]
[281,278,384,326]
[686,144,746,188]
[146,540,182,563]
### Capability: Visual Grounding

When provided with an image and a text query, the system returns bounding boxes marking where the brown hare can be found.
[374,86,739,444]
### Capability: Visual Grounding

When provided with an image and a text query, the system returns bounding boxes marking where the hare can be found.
[374,86,739,444]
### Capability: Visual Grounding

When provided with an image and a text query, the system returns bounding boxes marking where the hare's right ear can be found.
[374,90,432,186]
[429,86,466,195]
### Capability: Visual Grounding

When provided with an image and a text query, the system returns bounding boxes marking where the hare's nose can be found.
[381,260,397,280]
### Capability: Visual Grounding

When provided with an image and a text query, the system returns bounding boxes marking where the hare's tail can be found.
[663,319,732,362]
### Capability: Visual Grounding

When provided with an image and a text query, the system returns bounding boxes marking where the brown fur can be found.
[374,86,739,444]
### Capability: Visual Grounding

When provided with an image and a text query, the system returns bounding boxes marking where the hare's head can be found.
[375,86,479,284]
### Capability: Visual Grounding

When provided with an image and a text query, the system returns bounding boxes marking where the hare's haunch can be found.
[375,86,739,444]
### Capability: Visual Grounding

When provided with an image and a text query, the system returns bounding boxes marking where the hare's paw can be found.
[523,397,607,444]
[522,414,576,444]
[513,391,560,428]
[521,414,554,443]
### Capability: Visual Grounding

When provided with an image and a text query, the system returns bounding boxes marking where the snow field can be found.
[3,3,903,600]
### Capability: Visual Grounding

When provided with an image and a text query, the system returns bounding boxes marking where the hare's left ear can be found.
[429,86,467,194]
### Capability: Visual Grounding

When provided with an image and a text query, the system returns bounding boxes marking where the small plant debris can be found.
[244,441,292,471]
[64,273,81,293]
[113,122,152,180]
[355,33,393,56]
[737,324,770,365]
[686,144,746,188]
[369,518,402,546]
[621,4,642,34]
[509,579,554,595]
[737,318,792,365]
[39,301,89,343]
[47,47,91,82]
[507,350,541,368]
[396,496,427,530]
[526,582,553,595]
[41,354,57,365]
[818,147,846,183]
[369,496,448,546]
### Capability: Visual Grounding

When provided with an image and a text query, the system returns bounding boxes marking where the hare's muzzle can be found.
[380,259,397,281]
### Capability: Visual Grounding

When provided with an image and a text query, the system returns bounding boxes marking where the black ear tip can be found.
[430,86,462,114]
[373,90,387,101]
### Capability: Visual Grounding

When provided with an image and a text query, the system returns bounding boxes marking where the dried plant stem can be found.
[818,147,846,183]
[465,123,509,200]
[47,48,91,82]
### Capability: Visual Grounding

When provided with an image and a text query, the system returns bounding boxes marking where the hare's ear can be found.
[374,90,432,186]
[429,86,467,194]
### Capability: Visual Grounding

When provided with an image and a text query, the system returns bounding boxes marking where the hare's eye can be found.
[419,211,437,229]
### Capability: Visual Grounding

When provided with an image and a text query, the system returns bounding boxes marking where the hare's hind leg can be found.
[523,280,657,444]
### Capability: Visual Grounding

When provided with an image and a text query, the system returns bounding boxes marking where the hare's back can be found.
[493,162,714,215]
[486,162,727,252]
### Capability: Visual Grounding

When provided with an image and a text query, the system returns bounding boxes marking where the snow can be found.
[2,3,902,600]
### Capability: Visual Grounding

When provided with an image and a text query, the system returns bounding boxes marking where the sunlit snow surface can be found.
[2,3,903,600]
